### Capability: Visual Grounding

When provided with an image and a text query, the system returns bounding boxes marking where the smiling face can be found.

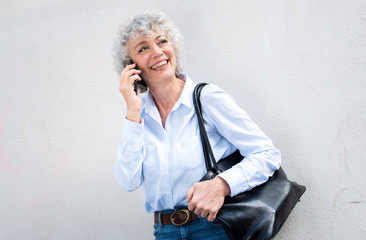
[127,27,177,87]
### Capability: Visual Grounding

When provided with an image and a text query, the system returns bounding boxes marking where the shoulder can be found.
[200,83,237,105]
[198,83,246,125]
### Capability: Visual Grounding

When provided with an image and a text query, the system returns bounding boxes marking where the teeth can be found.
[151,60,168,70]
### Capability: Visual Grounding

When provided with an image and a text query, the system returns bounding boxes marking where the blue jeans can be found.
[154,210,230,240]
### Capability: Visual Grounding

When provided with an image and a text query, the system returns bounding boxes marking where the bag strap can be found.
[193,83,219,173]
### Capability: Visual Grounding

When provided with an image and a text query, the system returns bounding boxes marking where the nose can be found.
[151,43,163,58]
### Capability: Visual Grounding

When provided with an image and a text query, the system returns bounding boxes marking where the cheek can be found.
[170,50,177,65]
[170,55,177,68]
[140,72,149,80]
[134,58,148,71]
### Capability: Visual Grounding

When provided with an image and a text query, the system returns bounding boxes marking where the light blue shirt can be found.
[115,75,281,212]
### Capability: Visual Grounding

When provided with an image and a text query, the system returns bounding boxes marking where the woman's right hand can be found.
[119,63,143,123]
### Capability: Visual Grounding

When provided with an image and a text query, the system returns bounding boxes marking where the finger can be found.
[124,62,137,71]
[194,206,203,216]
[119,74,140,89]
[120,69,141,81]
[188,203,195,212]
[200,211,209,219]
[126,68,142,76]
[120,71,141,89]
[120,63,140,79]
[129,73,142,83]
[207,211,218,222]
[186,185,195,203]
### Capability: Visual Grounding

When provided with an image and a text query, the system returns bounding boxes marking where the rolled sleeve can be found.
[121,117,144,143]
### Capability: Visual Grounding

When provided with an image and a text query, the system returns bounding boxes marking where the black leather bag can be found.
[193,83,306,240]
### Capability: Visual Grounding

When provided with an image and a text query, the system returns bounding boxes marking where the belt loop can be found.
[158,211,163,230]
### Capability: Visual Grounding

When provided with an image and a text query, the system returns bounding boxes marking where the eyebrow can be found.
[133,35,164,51]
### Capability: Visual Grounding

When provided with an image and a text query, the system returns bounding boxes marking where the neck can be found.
[148,75,185,127]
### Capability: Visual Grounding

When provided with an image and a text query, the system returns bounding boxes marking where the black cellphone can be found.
[128,59,148,94]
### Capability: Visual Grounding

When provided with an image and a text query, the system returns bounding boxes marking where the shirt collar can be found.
[144,90,155,114]
[174,74,196,111]
[144,74,196,115]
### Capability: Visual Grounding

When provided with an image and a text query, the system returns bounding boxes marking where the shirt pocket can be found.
[142,144,159,173]
[176,136,204,169]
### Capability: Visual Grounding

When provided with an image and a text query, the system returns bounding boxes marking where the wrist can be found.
[215,176,231,196]
[126,109,141,124]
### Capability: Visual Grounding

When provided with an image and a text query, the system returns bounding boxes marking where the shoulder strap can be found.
[193,83,219,173]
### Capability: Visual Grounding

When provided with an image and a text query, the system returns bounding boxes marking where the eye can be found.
[158,39,168,45]
[138,46,148,54]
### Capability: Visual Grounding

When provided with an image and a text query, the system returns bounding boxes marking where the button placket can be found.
[162,138,173,206]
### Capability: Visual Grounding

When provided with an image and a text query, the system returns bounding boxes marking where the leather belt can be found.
[154,209,199,226]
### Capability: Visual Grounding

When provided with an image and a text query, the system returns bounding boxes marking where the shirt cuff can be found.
[121,117,144,143]
[218,167,250,197]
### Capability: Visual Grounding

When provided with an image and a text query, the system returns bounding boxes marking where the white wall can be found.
[1,0,365,239]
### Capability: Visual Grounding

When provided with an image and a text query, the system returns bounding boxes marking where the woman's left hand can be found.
[186,177,231,222]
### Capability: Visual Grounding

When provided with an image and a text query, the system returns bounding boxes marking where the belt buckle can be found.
[170,209,192,227]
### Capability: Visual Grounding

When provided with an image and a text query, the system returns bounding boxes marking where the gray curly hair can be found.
[113,11,183,76]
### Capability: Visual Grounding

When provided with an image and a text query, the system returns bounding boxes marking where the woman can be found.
[113,11,281,240]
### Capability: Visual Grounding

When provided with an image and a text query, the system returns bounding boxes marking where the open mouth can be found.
[150,60,169,70]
